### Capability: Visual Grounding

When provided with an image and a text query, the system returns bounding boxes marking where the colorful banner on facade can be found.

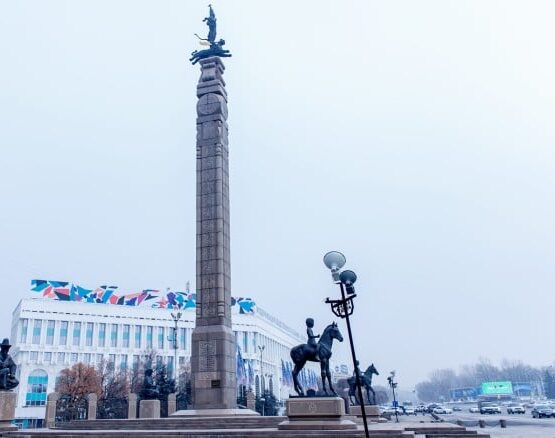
[30,279,256,313]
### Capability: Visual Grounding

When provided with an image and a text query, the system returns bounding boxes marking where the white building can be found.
[9,292,323,428]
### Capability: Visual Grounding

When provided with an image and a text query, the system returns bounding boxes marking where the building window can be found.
[110,324,118,348]
[43,352,52,363]
[243,332,248,353]
[146,326,153,349]
[57,352,65,364]
[59,321,68,346]
[85,323,94,347]
[71,353,78,363]
[72,322,81,346]
[120,355,128,370]
[98,323,106,347]
[29,351,38,362]
[32,320,42,344]
[20,319,29,343]
[109,354,116,368]
[26,370,48,406]
[158,327,164,349]
[46,320,55,345]
[179,328,186,350]
[167,356,174,377]
[134,326,142,348]
[156,355,163,369]
[84,353,91,364]
[96,354,103,365]
[132,355,140,371]
[123,325,130,348]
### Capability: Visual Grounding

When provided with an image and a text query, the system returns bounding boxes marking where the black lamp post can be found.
[387,371,399,423]
[323,251,369,438]
[168,310,182,386]
[258,345,265,416]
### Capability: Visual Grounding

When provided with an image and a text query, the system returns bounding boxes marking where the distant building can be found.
[9,280,327,428]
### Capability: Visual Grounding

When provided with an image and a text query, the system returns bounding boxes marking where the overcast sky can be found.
[1,1,554,389]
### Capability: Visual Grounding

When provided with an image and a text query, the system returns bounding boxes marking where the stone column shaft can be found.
[190,56,236,410]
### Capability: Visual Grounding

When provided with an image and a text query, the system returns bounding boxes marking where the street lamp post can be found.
[258,345,265,416]
[323,251,369,438]
[168,311,182,387]
[388,371,399,423]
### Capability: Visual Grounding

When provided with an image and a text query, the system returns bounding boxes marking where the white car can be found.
[469,406,480,413]
[382,406,404,415]
[433,406,453,414]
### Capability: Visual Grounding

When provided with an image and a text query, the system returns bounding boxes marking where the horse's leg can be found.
[326,360,336,396]
[349,389,355,406]
[320,360,328,395]
[293,362,306,396]
[292,364,300,396]
[370,386,376,405]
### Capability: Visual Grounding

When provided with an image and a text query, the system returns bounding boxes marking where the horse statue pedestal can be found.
[0,391,17,431]
[278,397,357,431]
[349,405,386,423]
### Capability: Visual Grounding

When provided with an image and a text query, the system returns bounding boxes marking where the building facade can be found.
[10,291,321,428]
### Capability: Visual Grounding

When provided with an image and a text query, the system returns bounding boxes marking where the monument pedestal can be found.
[350,404,386,423]
[278,397,357,431]
[0,391,17,431]
[139,399,160,419]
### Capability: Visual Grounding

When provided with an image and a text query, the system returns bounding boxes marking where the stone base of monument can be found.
[0,391,18,431]
[139,399,160,419]
[172,408,259,416]
[350,405,387,422]
[278,397,357,431]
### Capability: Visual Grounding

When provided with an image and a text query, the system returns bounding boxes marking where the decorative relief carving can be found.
[199,340,217,371]
[197,93,228,119]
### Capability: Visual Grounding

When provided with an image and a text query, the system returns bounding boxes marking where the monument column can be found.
[190,56,236,410]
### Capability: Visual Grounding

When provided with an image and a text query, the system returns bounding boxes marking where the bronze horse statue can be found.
[290,322,343,396]
[348,363,379,405]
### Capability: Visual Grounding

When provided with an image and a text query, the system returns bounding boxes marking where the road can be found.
[397,411,555,438]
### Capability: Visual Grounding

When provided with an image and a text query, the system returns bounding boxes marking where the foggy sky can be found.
[1,1,554,390]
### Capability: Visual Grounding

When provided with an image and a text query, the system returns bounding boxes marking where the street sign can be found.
[481,381,513,395]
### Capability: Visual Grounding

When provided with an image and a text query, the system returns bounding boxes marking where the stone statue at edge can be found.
[0,338,19,391]
[190,5,232,65]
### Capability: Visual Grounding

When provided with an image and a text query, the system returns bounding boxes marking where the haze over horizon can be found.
[1,0,554,389]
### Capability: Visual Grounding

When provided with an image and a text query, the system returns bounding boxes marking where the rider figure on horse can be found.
[353,360,362,381]
[305,318,320,360]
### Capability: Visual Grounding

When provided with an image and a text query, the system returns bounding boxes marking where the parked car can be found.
[403,407,416,415]
[531,405,554,418]
[433,406,453,415]
[452,406,462,412]
[480,403,502,415]
[415,405,427,413]
[507,404,526,414]
[426,403,441,413]
[469,406,480,413]
[381,406,404,416]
